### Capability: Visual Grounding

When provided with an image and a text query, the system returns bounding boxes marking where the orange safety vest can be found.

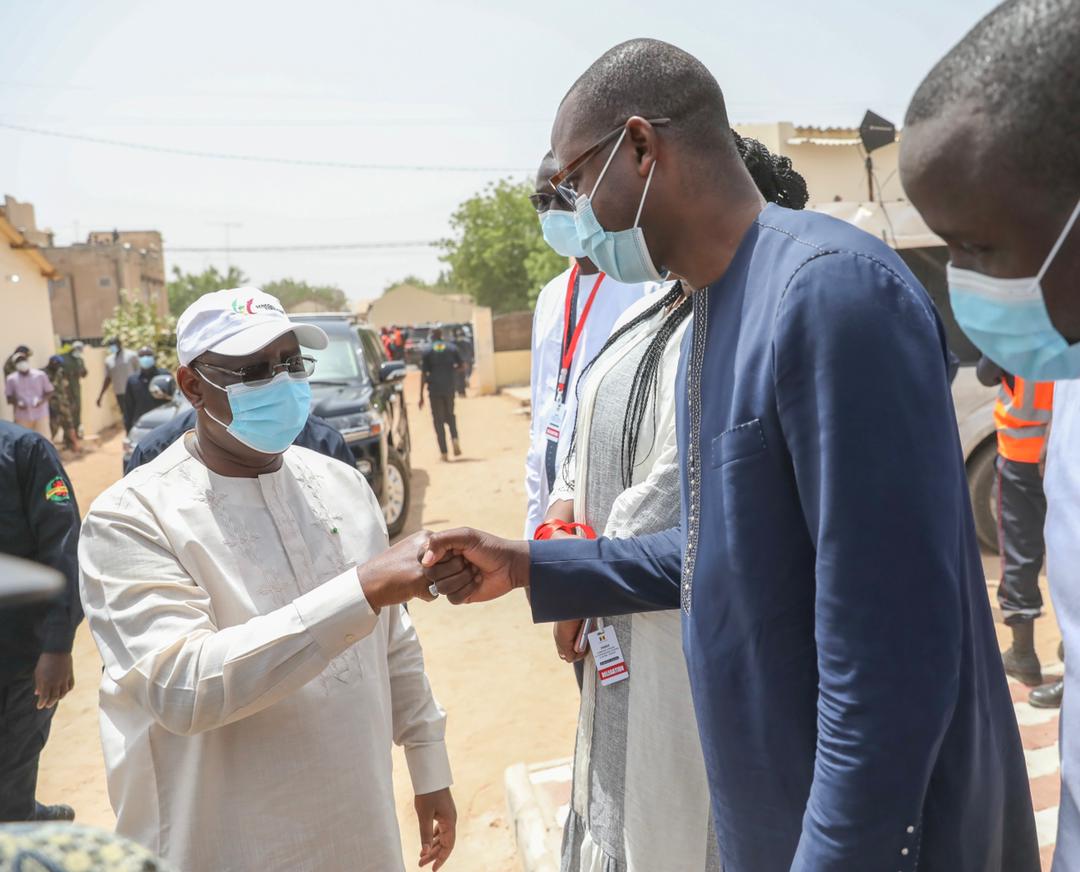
[994,376,1054,463]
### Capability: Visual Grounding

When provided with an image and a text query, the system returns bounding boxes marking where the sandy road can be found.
[36,373,579,871]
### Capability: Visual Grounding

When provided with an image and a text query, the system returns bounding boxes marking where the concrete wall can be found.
[471,305,497,396]
[366,285,475,329]
[79,346,123,436]
[45,235,167,340]
[0,251,57,422]
[493,311,533,352]
[494,350,531,389]
[733,122,903,206]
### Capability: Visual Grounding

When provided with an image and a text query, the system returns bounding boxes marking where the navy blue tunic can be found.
[529,204,1038,871]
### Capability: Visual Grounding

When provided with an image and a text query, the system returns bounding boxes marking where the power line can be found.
[167,240,438,253]
[0,121,532,173]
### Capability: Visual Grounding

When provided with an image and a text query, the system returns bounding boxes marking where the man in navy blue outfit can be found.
[422,39,1038,872]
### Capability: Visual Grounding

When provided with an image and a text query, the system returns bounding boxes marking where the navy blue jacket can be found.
[0,421,82,681]
[530,204,1037,871]
[125,408,355,473]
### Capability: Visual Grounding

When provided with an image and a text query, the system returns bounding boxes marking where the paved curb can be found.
[505,759,570,872]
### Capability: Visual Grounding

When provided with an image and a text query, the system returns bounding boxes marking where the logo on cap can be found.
[231,297,284,317]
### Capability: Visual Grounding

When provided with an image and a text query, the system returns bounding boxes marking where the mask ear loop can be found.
[633,160,657,229]
[589,128,629,198]
[1037,196,1080,283]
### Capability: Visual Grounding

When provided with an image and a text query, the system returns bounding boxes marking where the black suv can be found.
[124,314,413,537]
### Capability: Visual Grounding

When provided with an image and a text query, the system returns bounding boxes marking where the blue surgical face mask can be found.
[139,355,156,369]
[108,344,119,355]
[539,209,586,259]
[201,370,311,455]
[573,127,664,284]
[948,197,1080,381]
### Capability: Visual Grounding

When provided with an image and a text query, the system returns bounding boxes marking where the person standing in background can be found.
[524,152,652,539]
[0,419,82,823]
[419,328,462,461]
[97,338,139,431]
[44,356,80,454]
[60,342,87,437]
[5,351,53,438]
[453,329,474,397]
[976,356,1054,693]
[122,347,168,430]
[4,345,31,378]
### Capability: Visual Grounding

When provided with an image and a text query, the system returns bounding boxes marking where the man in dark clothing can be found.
[453,329,474,397]
[125,407,355,473]
[60,343,88,435]
[0,421,82,822]
[123,347,168,430]
[419,328,461,461]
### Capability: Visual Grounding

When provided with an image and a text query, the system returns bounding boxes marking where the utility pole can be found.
[209,221,243,273]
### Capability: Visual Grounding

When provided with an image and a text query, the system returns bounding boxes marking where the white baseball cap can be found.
[176,287,328,366]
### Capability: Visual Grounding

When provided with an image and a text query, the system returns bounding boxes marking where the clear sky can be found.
[2,0,999,304]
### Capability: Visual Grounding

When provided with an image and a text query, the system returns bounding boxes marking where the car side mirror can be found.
[149,373,176,400]
[380,361,406,382]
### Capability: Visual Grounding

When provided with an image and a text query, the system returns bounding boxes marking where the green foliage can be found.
[439,178,567,314]
[263,278,348,312]
[167,265,249,316]
[101,291,179,370]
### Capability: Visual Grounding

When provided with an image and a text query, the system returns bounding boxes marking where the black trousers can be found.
[995,456,1047,624]
[429,393,458,455]
[0,674,56,822]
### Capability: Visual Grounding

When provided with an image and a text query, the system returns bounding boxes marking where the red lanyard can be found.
[557,264,605,396]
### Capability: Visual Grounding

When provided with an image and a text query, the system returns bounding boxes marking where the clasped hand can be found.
[358,528,531,610]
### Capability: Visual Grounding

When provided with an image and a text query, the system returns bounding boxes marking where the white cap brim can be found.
[205,320,328,359]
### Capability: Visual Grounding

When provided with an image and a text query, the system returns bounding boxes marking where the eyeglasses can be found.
[528,191,561,214]
[548,117,670,208]
[197,354,316,387]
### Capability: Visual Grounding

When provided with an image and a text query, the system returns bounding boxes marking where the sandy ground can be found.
[36,372,580,871]
[34,370,1063,870]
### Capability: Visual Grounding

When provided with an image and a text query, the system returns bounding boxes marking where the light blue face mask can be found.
[138,355,156,369]
[948,197,1080,381]
[539,209,586,259]
[573,127,664,284]
[202,370,311,454]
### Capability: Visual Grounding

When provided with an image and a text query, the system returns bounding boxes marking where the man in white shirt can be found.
[525,153,651,538]
[96,337,140,432]
[79,287,468,872]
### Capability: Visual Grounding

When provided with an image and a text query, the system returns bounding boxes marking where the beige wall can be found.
[79,346,122,436]
[494,350,531,389]
[366,285,475,329]
[45,235,167,340]
[733,122,903,206]
[471,305,497,396]
[0,250,57,422]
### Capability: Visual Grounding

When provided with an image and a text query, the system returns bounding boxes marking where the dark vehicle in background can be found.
[403,326,433,366]
[123,314,413,537]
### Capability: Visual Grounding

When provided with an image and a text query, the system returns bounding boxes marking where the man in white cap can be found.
[79,288,465,872]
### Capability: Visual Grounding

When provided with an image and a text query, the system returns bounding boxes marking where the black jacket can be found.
[0,421,83,682]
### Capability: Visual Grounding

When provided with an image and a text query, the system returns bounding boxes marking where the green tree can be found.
[263,278,348,312]
[382,272,458,296]
[439,178,567,313]
[101,290,179,370]
[166,265,249,316]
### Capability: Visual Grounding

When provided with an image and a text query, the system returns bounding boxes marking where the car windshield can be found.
[303,333,368,384]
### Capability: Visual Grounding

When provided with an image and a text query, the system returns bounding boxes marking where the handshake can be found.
[357,528,532,611]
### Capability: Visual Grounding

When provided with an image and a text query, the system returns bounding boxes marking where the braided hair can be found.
[562,131,809,491]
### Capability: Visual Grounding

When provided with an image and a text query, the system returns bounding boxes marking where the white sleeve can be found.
[78,495,380,737]
[524,293,550,538]
[386,604,452,795]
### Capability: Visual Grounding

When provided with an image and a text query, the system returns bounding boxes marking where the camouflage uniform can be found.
[59,352,87,430]
[45,365,77,449]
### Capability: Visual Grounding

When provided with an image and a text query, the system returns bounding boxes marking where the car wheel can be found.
[967,439,1000,553]
[383,449,410,539]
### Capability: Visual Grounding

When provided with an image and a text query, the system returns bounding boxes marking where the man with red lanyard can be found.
[524,152,653,541]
